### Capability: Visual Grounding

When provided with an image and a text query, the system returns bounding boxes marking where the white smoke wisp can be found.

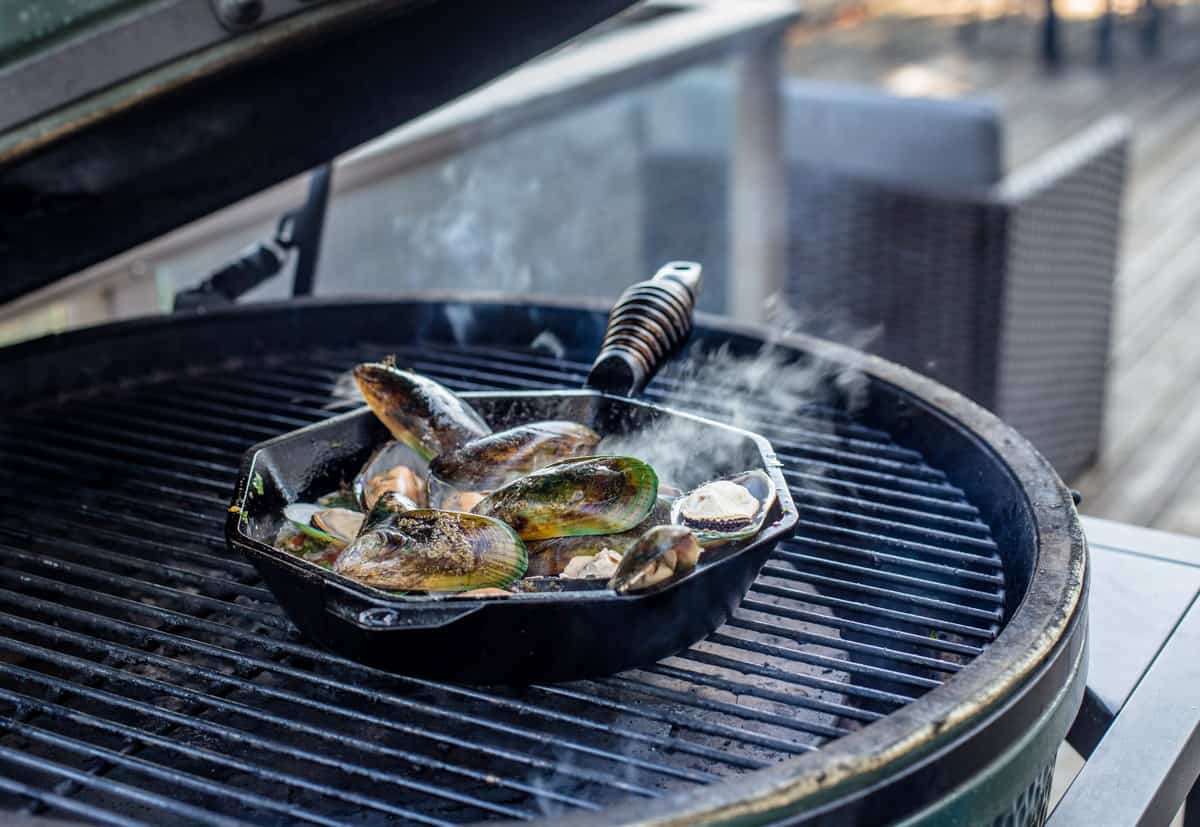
[598,296,879,491]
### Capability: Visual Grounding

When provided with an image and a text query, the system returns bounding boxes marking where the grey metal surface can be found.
[1079,516,1200,721]
[0,0,360,135]
[1049,592,1200,826]
[1059,516,1200,824]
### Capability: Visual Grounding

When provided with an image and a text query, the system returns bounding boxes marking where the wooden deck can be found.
[783,6,1200,534]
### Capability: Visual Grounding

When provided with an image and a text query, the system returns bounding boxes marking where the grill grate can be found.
[0,341,1004,825]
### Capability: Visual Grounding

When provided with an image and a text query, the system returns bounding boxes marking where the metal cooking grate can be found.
[0,341,1004,826]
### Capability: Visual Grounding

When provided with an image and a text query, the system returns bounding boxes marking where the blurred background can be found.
[2,0,1196,535]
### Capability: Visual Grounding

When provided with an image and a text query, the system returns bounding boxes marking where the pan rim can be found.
[226,389,800,608]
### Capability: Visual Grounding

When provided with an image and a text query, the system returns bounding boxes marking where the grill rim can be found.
[549,318,1087,826]
[0,295,1086,824]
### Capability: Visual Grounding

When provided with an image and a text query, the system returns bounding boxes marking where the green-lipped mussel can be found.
[428,420,600,491]
[524,495,673,576]
[353,360,491,461]
[472,456,658,541]
[283,503,364,547]
[359,490,420,534]
[332,509,527,591]
[353,440,429,510]
[670,469,776,546]
[609,525,701,594]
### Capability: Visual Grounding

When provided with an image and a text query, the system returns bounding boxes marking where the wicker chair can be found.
[639,77,1130,480]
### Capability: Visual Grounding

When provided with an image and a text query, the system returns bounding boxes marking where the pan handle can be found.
[585,261,702,397]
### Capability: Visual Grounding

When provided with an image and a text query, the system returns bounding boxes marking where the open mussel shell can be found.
[353,361,491,461]
[526,536,626,577]
[283,504,366,548]
[353,440,429,510]
[472,456,658,541]
[359,490,421,534]
[524,494,673,576]
[428,420,600,491]
[428,484,488,513]
[274,522,342,568]
[283,503,342,546]
[670,469,777,546]
[312,508,365,545]
[609,525,701,595]
[332,509,527,592]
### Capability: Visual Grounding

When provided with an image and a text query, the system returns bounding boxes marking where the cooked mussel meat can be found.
[429,421,600,491]
[283,503,362,547]
[353,441,429,510]
[312,508,365,545]
[332,509,527,591]
[472,456,657,541]
[434,489,488,513]
[609,525,701,594]
[354,360,491,460]
[670,469,776,546]
[524,495,673,576]
[561,548,623,580]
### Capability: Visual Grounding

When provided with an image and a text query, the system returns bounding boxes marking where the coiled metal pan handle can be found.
[585,261,702,397]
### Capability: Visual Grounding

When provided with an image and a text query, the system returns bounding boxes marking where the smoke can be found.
[598,295,877,491]
[325,91,647,301]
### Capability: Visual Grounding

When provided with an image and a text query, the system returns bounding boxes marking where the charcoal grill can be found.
[0,1,1085,823]
[0,297,1085,826]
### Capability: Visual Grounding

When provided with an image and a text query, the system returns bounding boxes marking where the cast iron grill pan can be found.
[227,265,804,683]
[0,299,1018,826]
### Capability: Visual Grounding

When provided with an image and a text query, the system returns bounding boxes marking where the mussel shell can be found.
[332,509,527,592]
[353,362,491,460]
[353,441,429,509]
[430,486,488,513]
[670,469,776,546]
[609,525,701,594]
[524,495,673,576]
[283,503,342,546]
[472,456,658,541]
[311,508,365,545]
[274,522,340,567]
[428,421,600,491]
[359,490,420,534]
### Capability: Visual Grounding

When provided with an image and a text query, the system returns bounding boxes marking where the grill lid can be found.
[0,0,634,305]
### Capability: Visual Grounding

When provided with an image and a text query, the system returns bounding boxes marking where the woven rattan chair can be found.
[639,76,1130,480]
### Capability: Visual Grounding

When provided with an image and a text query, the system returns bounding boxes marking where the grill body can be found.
[0,297,1086,825]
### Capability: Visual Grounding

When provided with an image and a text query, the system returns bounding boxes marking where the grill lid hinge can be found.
[173,163,332,312]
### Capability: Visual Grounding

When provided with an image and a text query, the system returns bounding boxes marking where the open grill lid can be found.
[0,0,635,305]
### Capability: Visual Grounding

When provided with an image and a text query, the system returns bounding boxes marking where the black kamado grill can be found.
[0,2,1086,826]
